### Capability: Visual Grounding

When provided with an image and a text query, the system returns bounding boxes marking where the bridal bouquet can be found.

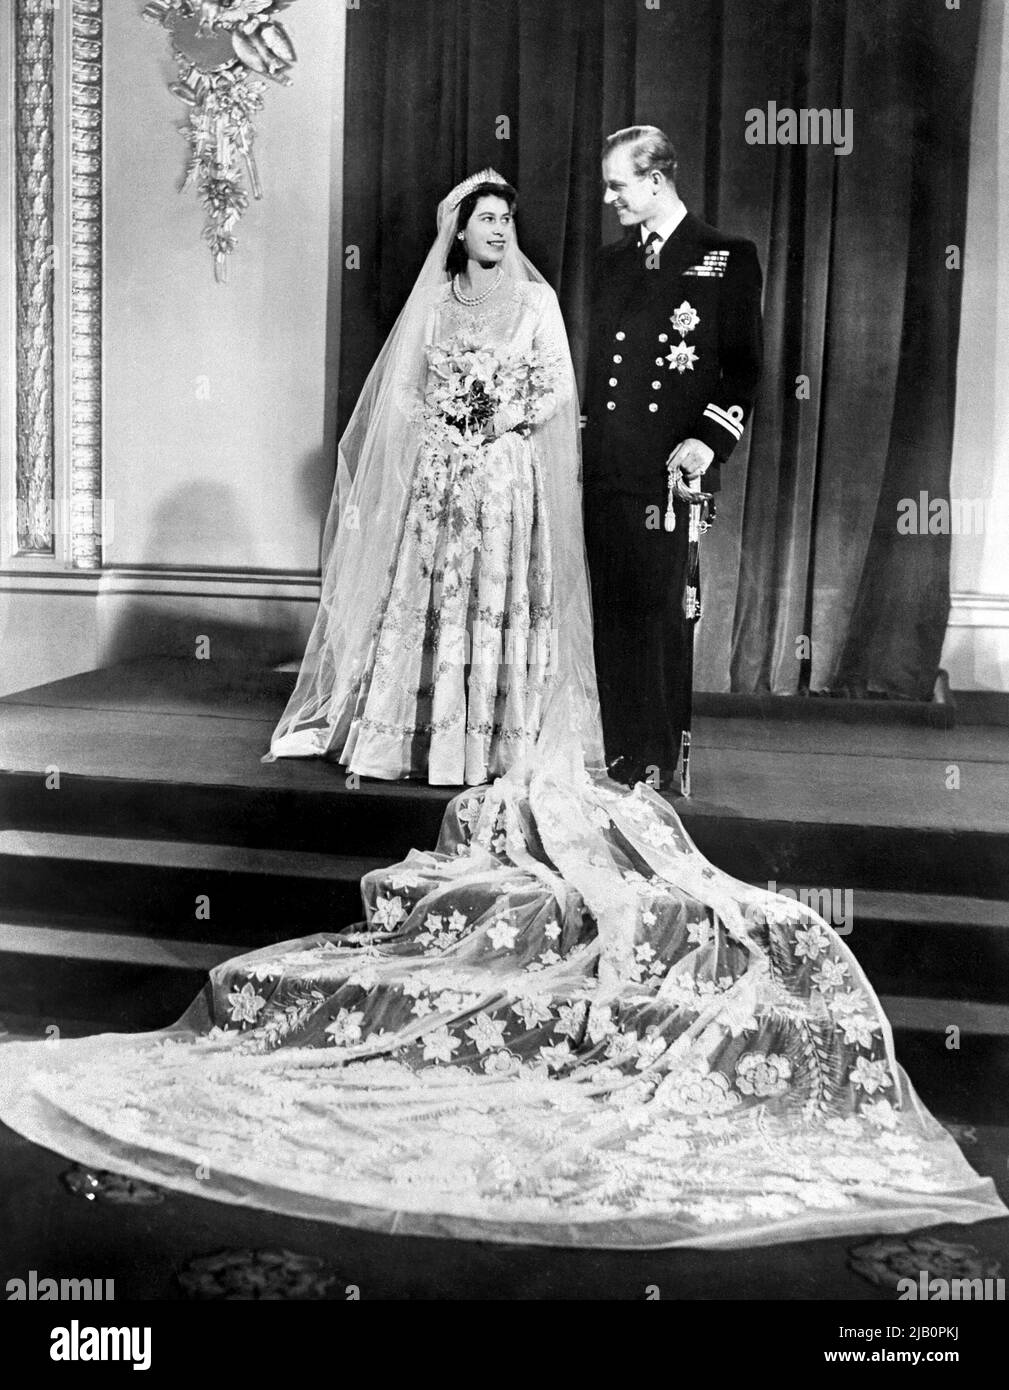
[421,336,554,449]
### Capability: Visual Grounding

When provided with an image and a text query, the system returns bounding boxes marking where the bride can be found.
[265,170,602,785]
[0,175,1003,1251]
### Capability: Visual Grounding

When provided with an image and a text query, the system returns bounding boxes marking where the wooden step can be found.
[3,763,1008,899]
[878,994,1009,1124]
[0,830,385,939]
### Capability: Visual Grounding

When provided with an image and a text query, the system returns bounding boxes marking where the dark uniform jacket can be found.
[583,211,763,496]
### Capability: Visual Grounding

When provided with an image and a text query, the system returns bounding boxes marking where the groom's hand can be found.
[665,437,715,481]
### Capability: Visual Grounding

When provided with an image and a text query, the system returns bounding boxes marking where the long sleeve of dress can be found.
[527,283,575,428]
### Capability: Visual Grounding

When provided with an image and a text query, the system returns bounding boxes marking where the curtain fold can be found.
[341,0,981,700]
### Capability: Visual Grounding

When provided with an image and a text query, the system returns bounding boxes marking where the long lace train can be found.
[0,768,1004,1249]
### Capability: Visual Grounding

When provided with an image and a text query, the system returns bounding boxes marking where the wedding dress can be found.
[0,175,1003,1250]
[337,279,568,784]
[265,172,601,785]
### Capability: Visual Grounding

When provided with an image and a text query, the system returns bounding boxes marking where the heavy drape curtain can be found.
[340,0,980,699]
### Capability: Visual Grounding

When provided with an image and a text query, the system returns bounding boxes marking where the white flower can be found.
[465,1014,508,1054]
[226,982,266,1025]
[554,1002,588,1039]
[422,1026,460,1064]
[687,920,716,949]
[839,1013,877,1048]
[656,1068,739,1115]
[606,1031,641,1060]
[587,1005,617,1044]
[325,1008,365,1046]
[512,995,552,1030]
[634,1031,669,1070]
[539,1042,574,1072]
[793,923,831,961]
[482,1050,519,1076]
[457,797,483,833]
[635,942,656,962]
[447,909,468,935]
[373,895,407,931]
[543,921,561,941]
[487,918,519,951]
[537,949,561,968]
[862,1098,900,1129]
[660,974,700,1009]
[346,966,380,991]
[410,996,435,1018]
[735,1052,792,1098]
[812,958,849,992]
[642,821,677,849]
[719,992,759,1037]
[849,1056,893,1095]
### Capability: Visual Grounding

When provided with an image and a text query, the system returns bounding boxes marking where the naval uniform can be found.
[582,210,764,780]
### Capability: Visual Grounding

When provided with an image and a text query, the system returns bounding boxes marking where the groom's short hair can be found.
[603,125,678,186]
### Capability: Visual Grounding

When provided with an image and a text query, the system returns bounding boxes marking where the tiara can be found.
[446,168,508,211]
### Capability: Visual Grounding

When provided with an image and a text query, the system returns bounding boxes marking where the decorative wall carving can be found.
[12,0,104,568]
[14,0,55,555]
[71,0,104,570]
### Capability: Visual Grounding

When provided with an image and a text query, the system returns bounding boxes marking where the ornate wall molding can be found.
[14,0,55,555]
[70,0,104,570]
[11,0,104,568]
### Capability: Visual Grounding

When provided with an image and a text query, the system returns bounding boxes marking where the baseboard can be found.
[693,691,952,727]
[952,689,1009,726]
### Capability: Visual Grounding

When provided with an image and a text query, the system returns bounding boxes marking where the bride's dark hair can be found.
[446,181,518,276]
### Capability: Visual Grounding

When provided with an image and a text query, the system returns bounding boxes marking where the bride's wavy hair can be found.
[446,181,518,276]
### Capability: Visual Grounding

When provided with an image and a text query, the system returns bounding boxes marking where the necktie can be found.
[640,231,661,265]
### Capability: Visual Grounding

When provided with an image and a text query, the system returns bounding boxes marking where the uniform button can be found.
[658,333,669,343]
[655,357,664,366]
[606,401,616,411]
[615,331,626,341]
[651,381,661,389]
[648,403,659,413]
[608,377,618,387]
[612,354,622,364]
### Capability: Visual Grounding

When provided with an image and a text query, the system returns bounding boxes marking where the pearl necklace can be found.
[452,267,503,306]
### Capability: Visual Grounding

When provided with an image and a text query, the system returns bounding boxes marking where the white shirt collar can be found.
[640,205,688,248]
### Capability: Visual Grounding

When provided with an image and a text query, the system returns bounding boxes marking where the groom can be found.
[582,125,763,788]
